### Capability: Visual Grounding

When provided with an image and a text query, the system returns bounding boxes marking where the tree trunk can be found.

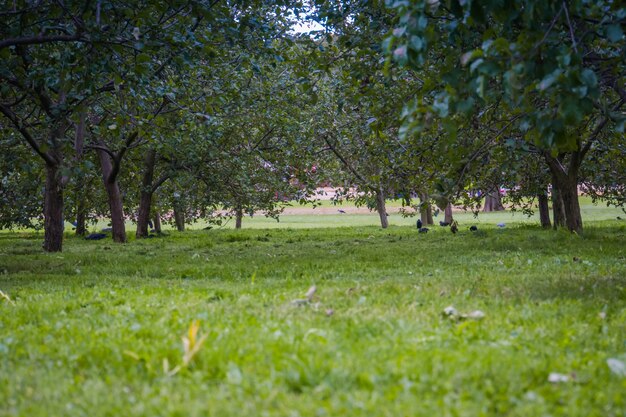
[483,188,504,212]
[545,153,583,233]
[561,179,583,234]
[551,181,566,228]
[43,164,64,252]
[538,192,551,229]
[375,189,389,229]
[419,192,433,225]
[444,202,453,224]
[173,202,185,232]
[97,150,126,243]
[75,191,87,236]
[153,211,162,233]
[74,112,87,236]
[136,149,156,239]
[235,205,243,229]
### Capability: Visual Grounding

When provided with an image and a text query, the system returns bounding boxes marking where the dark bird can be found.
[101,227,113,232]
[618,216,623,220]
[418,227,429,233]
[338,209,346,214]
[85,233,107,240]
[469,225,478,231]
[416,219,423,229]
[439,221,450,226]
[497,223,506,228]
[450,220,458,234]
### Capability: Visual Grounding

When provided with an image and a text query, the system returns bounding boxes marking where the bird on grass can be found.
[418,227,429,233]
[338,209,346,214]
[450,220,458,234]
[469,225,478,231]
[85,233,107,240]
[497,223,506,228]
[416,219,423,229]
[439,221,450,226]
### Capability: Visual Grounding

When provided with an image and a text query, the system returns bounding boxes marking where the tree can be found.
[387,0,626,233]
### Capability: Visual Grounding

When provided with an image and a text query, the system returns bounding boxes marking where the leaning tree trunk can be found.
[483,188,504,212]
[419,192,433,225]
[235,205,243,229]
[136,149,156,239]
[537,192,551,229]
[375,189,389,229]
[97,150,126,243]
[444,202,453,224]
[43,163,64,252]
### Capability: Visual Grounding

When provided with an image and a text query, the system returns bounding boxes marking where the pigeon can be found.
[439,221,450,226]
[101,227,113,232]
[450,220,458,234]
[85,233,107,240]
[338,209,346,214]
[497,223,506,228]
[418,227,429,233]
[416,219,423,229]
[469,225,478,231]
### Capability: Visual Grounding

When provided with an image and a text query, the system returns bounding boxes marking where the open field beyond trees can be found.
[1,207,625,417]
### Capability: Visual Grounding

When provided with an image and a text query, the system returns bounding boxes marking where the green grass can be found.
[1,215,626,416]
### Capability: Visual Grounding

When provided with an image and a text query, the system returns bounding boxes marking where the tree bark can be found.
[74,112,87,236]
[545,153,583,233]
[483,188,504,212]
[153,211,162,233]
[560,179,583,234]
[375,189,389,229]
[538,192,551,229]
[136,149,156,239]
[43,164,64,252]
[419,192,433,225]
[97,149,126,243]
[444,202,453,224]
[75,191,87,236]
[551,181,566,228]
[235,205,243,229]
[173,201,185,232]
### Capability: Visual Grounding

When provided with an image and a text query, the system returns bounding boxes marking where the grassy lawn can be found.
[1,213,625,416]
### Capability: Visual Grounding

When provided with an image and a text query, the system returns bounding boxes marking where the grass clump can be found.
[1,220,625,416]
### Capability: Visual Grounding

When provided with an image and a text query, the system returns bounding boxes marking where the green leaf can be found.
[580,69,597,88]
[606,24,624,42]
